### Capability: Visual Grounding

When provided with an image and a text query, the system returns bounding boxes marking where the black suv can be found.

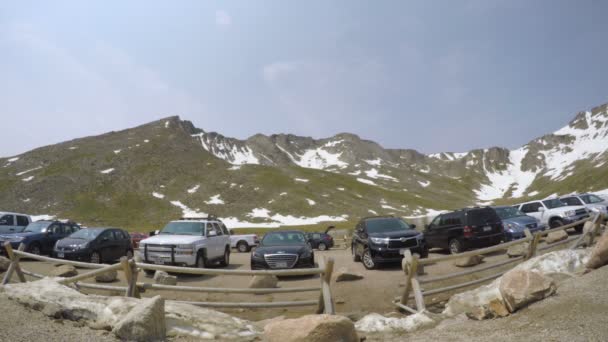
[424,207,504,254]
[351,216,427,270]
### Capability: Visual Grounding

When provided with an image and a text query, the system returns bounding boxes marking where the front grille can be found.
[143,244,176,254]
[388,237,418,249]
[575,209,587,216]
[264,254,298,269]
[526,223,537,229]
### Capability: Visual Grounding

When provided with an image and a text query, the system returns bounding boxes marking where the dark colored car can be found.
[351,216,427,270]
[493,206,546,241]
[54,227,133,263]
[425,207,504,254]
[250,230,315,270]
[0,220,80,256]
[306,232,334,251]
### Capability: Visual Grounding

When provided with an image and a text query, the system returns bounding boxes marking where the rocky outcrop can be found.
[153,271,177,285]
[95,270,118,283]
[264,314,358,342]
[335,268,364,282]
[454,255,484,267]
[0,256,10,272]
[113,296,166,341]
[507,243,528,258]
[50,265,78,277]
[586,230,608,269]
[499,269,556,312]
[249,275,278,288]
[546,230,568,244]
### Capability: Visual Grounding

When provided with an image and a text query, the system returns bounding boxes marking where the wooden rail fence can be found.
[2,243,336,314]
[396,213,603,314]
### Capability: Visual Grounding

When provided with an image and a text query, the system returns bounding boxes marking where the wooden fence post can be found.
[2,242,26,285]
[120,257,137,298]
[523,229,540,259]
[589,214,604,245]
[410,254,425,312]
[129,259,141,298]
[400,249,417,306]
[316,257,335,314]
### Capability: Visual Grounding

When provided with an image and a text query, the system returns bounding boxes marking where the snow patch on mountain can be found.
[22,176,34,182]
[294,178,309,183]
[306,198,316,206]
[100,168,114,174]
[205,194,224,205]
[364,158,383,166]
[16,166,42,176]
[193,132,259,165]
[365,168,398,181]
[357,178,377,186]
[295,147,348,170]
[418,180,430,187]
[475,147,538,201]
[171,201,206,217]
[152,192,165,199]
[187,185,200,194]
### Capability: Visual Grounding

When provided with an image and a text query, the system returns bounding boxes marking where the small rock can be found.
[0,256,10,272]
[112,296,166,341]
[95,270,118,283]
[264,314,358,342]
[586,229,608,269]
[249,275,278,288]
[507,243,529,258]
[499,269,556,312]
[153,270,177,285]
[488,298,510,317]
[335,268,364,282]
[335,298,345,304]
[51,265,78,278]
[454,255,484,267]
[545,230,568,244]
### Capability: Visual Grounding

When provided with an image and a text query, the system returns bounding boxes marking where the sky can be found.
[1,0,608,157]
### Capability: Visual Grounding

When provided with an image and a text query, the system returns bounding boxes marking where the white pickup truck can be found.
[516,198,590,232]
[138,217,231,269]
[229,230,259,252]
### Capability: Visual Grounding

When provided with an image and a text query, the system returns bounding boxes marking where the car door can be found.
[424,215,443,248]
[44,223,64,254]
[212,222,226,257]
[205,223,219,259]
[98,230,120,262]
[521,202,543,222]
[0,214,17,234]
[16,215,30,231]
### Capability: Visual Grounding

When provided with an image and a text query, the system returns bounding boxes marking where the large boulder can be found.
[249,275,278,288]
[499,269,556,312]
[95,270,118,283]
[507,243,529,258]
[586,230,608,269]
[264,314,358,342]
[113,296,166,341]
[545,230,568,244]
[0,256,10,272]
[335,268,364,282]
[153,271,177,285]
[454,255,484,267]
[50,265,78,277]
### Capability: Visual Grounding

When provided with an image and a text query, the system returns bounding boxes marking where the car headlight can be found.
[370,237,389,245]
[175,244,194,255]
[564,210,576,217]
[252,250,264,258]
[301,249,312,258]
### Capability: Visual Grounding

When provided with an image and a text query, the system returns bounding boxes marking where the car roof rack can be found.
[179,214,218,221]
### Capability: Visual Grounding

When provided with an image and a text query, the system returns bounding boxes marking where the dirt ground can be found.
[14,229,582,323]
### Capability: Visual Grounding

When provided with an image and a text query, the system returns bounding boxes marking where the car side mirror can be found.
[411,224,416,229]
[208,231,217,237]
[229,229,235,235]
[149,231,156,236]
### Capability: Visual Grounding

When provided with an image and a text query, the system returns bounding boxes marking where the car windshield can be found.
[160,222,204,236]
[494,207,526,219]
[365,218,413,234]
[543,199,566,209]
[23,221,51,233]
[261,232,306,246]
[69,228,103,240]
[580,194,604,204]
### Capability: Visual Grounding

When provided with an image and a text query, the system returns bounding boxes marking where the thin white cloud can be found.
[262,61,300,83]
[215,10,232,27]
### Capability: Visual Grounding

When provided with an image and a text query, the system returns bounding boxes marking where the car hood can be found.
[255,245,309,255]
[503,215,538,228]
[368,230,421,239]
[56,238,90,247]
[140,234,203,245]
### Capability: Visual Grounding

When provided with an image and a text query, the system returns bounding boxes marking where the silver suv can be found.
[139,217,231,268]
[560,193,608,217]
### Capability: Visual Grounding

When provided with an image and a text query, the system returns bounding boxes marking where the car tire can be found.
[449,239,463,254]
[237,241,250,253]
[318,242,327,251]
[28,243,41,256]
[196,251,207,268]
[352,246,361,262]
[219,248,230,267]
[362,248,377,270]
[550,218,564,229]
[420,246,429,259]
[90,251,102,264]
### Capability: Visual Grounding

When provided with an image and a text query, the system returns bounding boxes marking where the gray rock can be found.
[264,314,358,342]
[546,230,568,244]
[51,265,78,278]
[95,270,118,283]
[499,269,556,312]
[587,230,608,269]
[335,268,364,282]
[507,243,529,258]
[113,296,166,341]
[0,256,10,272]
[153,271,177,285]
[454,255,484,267]
[249,275,278,288]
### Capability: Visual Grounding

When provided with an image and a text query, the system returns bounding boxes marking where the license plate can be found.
[276,262,288,268]
[57,253,64,258]
[483,226,492,232]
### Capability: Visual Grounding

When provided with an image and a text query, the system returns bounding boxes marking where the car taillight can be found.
[464,226,473,238]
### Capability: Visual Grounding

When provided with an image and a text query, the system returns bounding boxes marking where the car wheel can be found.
[237,242,249,253]
[28,243,41,256]
[449,239,463,254]
[362,248,376,270]
[550,218,564,229]
[126,249,134,259]
[318,242,327,251]
[219,248,230,267]
[90,251,102,264]
[352,246,361,262]
[196,251,207,268]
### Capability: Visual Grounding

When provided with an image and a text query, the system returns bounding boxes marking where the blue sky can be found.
[1,1,607,157]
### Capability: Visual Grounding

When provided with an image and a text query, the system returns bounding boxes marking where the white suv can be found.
[516,199,589,232]
[560,193,608,217]
[139,217,231,268]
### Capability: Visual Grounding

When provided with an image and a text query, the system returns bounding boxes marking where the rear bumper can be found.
[463,233,503,248]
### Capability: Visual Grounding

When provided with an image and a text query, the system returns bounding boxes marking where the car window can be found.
[48,224,62,234]
[219,223,229,235]
[100,230,116,240]
[521,202,541,213]
[561,197,583,206]
[16,216,29,226]
[212,223,223,235]
[429,216,442,228]
[580,194,604,204]
[206,223,217,237]
[466,208,500,225]
[70,225,81,234]
[0,215,15,226]
[313,233,321,239]
[441,212,462,226]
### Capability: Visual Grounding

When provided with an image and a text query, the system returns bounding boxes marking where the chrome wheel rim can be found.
[450,241,459,254]
[238,244,247,253]
[31,246,41,255]
[318,243,326,251]
[363,251,374,268]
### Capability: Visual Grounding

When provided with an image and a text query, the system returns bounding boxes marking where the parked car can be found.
[138,216,231,268]
[352,216,427,270]
[251,230,315,270]
[0,212,31,234]
[0,220,80,255]
[560,193,608,217]
[425,207,504,254]
[493,206,545,241]
[129,232,148,249]
[306,232,334,251]
[515,199,589,232]
[54,227,133,263]
[229,230,260,252]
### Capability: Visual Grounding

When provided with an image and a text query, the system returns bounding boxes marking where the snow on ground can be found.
[228,165,241,171]
[381,204,405,212]
[193,132,260,165]
[295,147,348,170]
[475,147,537,201]
[164,121,170,128]
[365,168,398,181]
[294,178,309,183]
[16,166,42,176]
[100,168,114,174]
[30,214,55,221]
[8,157,19,162]
[368,209,378,215]
[230,183,237,188]
[144,139,149,143]
[357,178,377,186]
[22,198,30,203]
[306,199,316,206]
[427,152,468,161]
[348,170,362,176]
[68,146,78,150]
[22,176,34,182]
[171,201,207,218]
[227,208,347,228]
[152,192,165,199]
[418,180,430,187]
[205,194,224,205]
[404,208,447,219]
[113,149,121,154]
[528,190,540,197]
[364,158,382,166]
[324,139,344,147]
[337,187,345,191]
[187,185,200,194]
[279,192,287,196]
